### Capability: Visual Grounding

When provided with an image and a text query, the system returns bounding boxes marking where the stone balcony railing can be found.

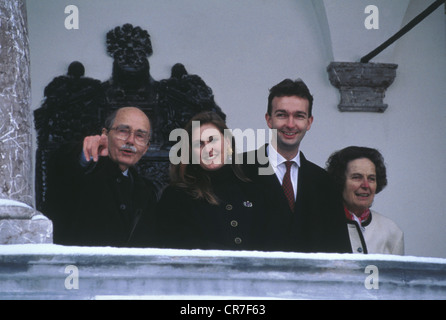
[1,244,445,300]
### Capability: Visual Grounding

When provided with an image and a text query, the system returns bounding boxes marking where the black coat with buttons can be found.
[154,165,269,251]
[44,143,158,247]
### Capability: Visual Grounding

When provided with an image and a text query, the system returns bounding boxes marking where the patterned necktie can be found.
[282,161,295,212]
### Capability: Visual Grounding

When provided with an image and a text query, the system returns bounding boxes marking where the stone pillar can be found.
[0,0,52,244]
[327,62,398,113]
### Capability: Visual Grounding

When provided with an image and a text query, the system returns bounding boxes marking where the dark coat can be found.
[241,145,352,253]
[154,165,269,251]
[44,143,158,247]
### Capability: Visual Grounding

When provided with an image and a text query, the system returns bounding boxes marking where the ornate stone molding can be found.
[327,62,398,113]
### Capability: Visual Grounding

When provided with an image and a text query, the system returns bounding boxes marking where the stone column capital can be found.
[327,62,398,113]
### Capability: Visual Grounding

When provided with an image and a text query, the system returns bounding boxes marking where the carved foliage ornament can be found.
[106,23,153,73]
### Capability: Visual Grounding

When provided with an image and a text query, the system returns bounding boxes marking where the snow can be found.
[0,199,32,209]
[0,244,445,265]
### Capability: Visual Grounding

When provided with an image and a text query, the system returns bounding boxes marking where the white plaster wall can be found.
[26,0,446,258]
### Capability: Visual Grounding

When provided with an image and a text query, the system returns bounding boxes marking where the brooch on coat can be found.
[243,201,253,208]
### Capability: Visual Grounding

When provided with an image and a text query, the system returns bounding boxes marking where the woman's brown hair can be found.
[170,111,249,205]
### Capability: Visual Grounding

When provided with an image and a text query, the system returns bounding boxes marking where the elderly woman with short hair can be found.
[326,146,404,255]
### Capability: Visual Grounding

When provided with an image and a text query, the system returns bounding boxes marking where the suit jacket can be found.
[241,144,352,253]
[44,143,158,247]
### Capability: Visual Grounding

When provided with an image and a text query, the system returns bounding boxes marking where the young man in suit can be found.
[242,79,351,253]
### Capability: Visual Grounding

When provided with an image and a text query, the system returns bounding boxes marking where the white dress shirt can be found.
[267,145,300,200]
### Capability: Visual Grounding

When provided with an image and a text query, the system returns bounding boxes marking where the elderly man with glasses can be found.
[44,106,158,247]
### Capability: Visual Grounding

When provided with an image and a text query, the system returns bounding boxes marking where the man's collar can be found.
[267,144,301,168]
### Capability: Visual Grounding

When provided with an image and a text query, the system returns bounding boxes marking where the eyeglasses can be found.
[109,125,150,146]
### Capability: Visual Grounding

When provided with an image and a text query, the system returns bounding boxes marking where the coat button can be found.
[357,247,363,253]
[225,204,233,211]
[230,220,238,227]
[234,237,242,245]
[120,204,126,210]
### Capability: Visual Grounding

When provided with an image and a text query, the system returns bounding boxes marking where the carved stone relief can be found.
[34,23,226,210]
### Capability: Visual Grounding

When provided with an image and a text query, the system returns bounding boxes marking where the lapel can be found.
[254,144,280,187]
[101,159,149,218]
[254,144,300,215]
[295,152,309,216]
[129,166,152,212]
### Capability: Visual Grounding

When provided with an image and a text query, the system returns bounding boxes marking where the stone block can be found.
[0,199,53,244]
[327,62,398,112]
[0,217,53,244]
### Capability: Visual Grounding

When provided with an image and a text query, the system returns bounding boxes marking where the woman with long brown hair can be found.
[155,111,269,250]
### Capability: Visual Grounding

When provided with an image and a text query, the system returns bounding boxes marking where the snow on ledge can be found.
[0,199,33,209]
[0,244,445,265]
